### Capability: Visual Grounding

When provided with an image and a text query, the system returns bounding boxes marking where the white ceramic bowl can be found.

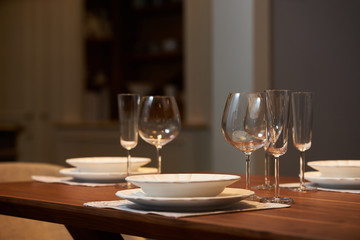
[66,157,151,173]
[125,173,241,198]
[307,160,360,178]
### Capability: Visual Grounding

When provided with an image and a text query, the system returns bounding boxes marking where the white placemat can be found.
[280,182,360,194]
[32,175,118,187]
[84,199,290,218]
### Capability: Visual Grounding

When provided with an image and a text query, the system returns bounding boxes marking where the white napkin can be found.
[84,199,290,218]
[280,182,360,194]
[32,175,118,187]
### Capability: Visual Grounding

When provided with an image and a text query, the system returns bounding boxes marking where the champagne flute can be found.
[261,89,294,204]
[291,92,316,192]
[139,96,181,174]
[221,92,268,200]
[118,93,140,188]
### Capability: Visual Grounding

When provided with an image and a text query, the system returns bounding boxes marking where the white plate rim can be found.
[115,187,254,211]
[307,160,360,168]
[59,167,157,180]
[304,171,360,188]
[304,171,360,181]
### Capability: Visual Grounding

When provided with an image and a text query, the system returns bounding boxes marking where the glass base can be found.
[260,196,294,204]
[252,184,275,190]
[119,181,136,189]
[289,185,317,192]
[246,194,264,202]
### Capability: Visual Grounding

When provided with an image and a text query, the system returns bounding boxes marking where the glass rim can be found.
[117,93,140,97]
[228,91,265,95]
[265,89,291,92]
[141,95,176,98]
[291,91,313,94]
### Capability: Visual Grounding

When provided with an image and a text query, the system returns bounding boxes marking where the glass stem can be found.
[274,156,280,199]
[156,146,162,174]
[127,150,131,176]
[264,152,270,185]
[299,151,306,189]
[126,149,132,188]
[245,154,251,190]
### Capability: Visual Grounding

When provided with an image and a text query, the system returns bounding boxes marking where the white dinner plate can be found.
[115,187,254,211]
[304,171,360,189]
[307,160,360,178]
[126,173,240,197]
[59,167,157,183]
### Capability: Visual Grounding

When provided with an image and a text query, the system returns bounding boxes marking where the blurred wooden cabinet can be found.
[84,0,184,120]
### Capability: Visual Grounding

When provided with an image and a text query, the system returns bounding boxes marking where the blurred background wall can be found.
[0,0,359,177]
[271,0,360,176]
[0,0,83,164]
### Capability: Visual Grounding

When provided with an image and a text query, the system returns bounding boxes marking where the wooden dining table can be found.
[0,174,359,240]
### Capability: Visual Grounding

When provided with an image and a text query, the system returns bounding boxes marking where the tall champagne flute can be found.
[139,96,181,174]
[222,92,268,200]
[118,93,140,188]
[291,92,316,192]
[262,89,294,204]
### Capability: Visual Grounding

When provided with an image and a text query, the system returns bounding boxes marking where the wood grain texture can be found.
[0,175,359,240]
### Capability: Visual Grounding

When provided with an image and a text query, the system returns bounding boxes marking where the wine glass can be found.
[118,93,140,188]
[291,92,316,192]
[139,96,181,174]
[261,89,294,204]
[221,92,268,200]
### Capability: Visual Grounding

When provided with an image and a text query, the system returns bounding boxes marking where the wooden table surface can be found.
[0,175,359,240]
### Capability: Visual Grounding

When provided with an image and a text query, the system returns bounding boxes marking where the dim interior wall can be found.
[272,0,360,176]
[184,0,212,126]
[211,0,272,175]
[211,0,254,174]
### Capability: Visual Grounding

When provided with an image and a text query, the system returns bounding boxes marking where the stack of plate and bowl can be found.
[116,173,254,211]
[305,160,360,189]
[59,157,156,183]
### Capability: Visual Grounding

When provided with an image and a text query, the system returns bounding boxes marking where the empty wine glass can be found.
[139,96,181,174]
[221,92,268,200]
[291,92,316,192]
[118,93,140,188]
[261,89,294,204]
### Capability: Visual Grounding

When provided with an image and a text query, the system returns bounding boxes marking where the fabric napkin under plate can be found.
[32,175,118,187]
[280,182,360,194]
[84,199,290,218]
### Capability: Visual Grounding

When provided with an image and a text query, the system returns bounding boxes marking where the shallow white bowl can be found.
[307,160,360,178]
[125,173,240,198]
[66,157,151,173]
